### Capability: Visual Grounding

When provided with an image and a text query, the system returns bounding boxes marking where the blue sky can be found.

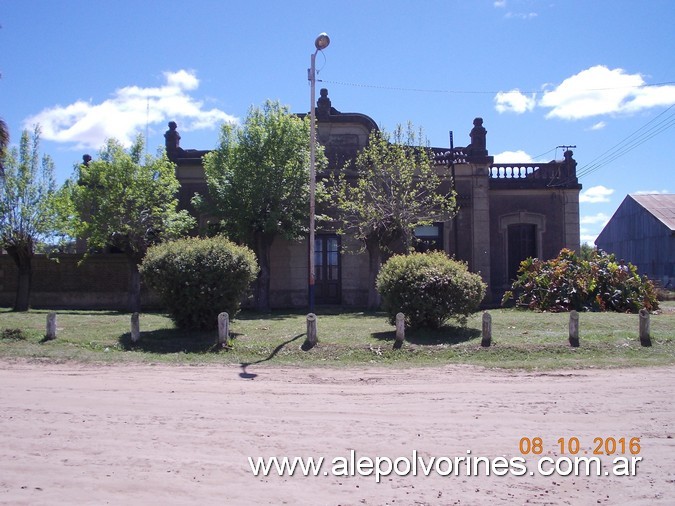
[2,0,674,245]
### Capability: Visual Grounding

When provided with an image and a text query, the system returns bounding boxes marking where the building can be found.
[595,194,675,287]
[0,90,582,309]
[170,89,582,307]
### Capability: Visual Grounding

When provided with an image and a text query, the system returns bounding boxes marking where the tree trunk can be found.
[366,238,382,310]
[6,242,33,312]
[253,232,274,312]
[127,255,142,313]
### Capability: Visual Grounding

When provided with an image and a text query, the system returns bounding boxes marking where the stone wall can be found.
[0,254,160,310]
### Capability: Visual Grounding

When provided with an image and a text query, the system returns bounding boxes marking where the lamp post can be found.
[308,32,330,312]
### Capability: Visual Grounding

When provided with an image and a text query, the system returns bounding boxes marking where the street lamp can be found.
[308,32,330,313]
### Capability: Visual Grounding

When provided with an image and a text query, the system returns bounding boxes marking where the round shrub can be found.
[141,236,259,330]
[376,252,487,329]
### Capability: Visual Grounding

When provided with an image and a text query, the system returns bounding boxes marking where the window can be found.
[414,223,444,252]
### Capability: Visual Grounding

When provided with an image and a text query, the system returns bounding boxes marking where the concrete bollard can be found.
[306,313,318,348]
[569,310,580,347]
[130,312,140,343]
[481,311,492,347]
[218,312,230,345]
[639,308,651,347]
[45,312,57,340]
[394,312,405,350]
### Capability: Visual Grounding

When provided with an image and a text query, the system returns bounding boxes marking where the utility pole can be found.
[450,131,459,257]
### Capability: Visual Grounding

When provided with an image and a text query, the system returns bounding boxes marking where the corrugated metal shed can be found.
[630,194,675,232]
[595,193,674,284]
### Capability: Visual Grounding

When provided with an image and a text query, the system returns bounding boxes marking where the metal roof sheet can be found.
[630,193,675,231]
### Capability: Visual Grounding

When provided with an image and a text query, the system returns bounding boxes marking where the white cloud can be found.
[165,69,199,91]
[580,233,599,245]
[589,121,606,130]
[493,150,535,163]
[495,89,537,114]
[505,12,538,20]
[580,212,610,226]
[494,0,506,7]
[23,70,237,150]
[539,65,675,120]
[579,185,615,203]
[579,212,611,246]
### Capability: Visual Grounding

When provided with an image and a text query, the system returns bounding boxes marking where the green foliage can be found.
[580,242,596,261]
[68,136,195,262]
[502,248,659,313]
[140,236,259,330]
[0,126,61,254]
[0,126,65,310]
[198,100,324,310]
[376,252,487,329]
[330,123,456,254]
[0,117,9,159]
[199,100,321,245]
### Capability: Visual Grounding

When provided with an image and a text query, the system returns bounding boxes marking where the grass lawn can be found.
[1,302,674,370]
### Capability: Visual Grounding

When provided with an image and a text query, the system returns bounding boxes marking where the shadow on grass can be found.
[235,310,308,322]
[119,328,218,354]
[235,308,388,320]
[371,326,481,346]
[239,333,305,379]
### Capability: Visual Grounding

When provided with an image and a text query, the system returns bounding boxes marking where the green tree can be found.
[580,242,596,261]
[69,136,195,312]
[199,100,322,311]
[0,126,60,311]
[0,118,9,170]
[331,124,457,308]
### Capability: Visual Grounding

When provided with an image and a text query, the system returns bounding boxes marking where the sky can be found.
[2,0,674,245]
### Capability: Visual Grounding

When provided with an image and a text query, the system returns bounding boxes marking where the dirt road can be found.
[0,361,673,505]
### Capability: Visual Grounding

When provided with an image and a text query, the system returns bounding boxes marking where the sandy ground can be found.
[0,361,673,506]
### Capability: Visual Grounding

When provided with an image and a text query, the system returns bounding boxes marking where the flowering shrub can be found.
[502,248,658,312]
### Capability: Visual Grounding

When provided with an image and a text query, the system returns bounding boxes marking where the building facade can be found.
[0,90,583,309]
[170,89,582,307]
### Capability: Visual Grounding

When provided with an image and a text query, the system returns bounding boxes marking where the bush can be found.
[502,248,659,313]
[376,252,486,329]
[141,236,259,330]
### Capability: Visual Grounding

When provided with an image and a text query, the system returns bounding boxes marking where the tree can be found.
[69,136,195,312]
[0,126,60,311]
[199,100,323,311]
[331,124,457,308]
[0,117,9,173]
[580,242,596,261]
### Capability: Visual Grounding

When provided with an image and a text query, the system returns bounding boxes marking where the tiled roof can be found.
[630,193,675,231]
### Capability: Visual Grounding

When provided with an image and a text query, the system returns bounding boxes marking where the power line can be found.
[576,105,675,180]
[318,78,675,96]
[319,77,675,181]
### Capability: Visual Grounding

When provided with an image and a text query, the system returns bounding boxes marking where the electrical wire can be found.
[317,79,675,96]
[575,105,675,180]
[317,77,675,181]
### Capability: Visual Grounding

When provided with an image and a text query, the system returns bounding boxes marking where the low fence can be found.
[38,310,655,349]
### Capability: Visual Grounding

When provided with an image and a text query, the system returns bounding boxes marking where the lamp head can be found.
[314,33,330,51]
